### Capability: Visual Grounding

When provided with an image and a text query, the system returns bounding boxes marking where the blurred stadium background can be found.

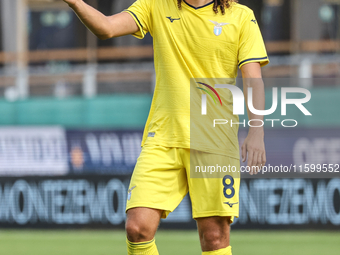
[0,0,340,254]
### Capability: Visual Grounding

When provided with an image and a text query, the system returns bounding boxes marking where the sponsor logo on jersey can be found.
[251,19,257,24]
[224,202,238,208]
[127,186,136,201]
[148,132,155,137]
[166,16,181,23]
[209,20,229,36]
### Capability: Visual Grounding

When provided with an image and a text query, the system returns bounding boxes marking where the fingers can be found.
[247,150,254,175]
[257,152,263,169]
[262,152,267,166]
[246,149,266,175]
[252,151,259,175]
[243,141,266,175]
[242,144,247,162]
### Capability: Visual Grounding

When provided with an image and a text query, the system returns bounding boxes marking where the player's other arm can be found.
[63,0,139,39]
[240,62,266,175]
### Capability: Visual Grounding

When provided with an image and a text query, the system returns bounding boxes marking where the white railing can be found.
[0,54,340,100]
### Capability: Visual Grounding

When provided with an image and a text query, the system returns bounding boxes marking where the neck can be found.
[184,0,214,8]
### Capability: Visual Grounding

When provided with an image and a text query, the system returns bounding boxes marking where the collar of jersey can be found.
[183,0,214,10]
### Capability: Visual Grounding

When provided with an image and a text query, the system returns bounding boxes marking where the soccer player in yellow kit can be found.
[64,0,268,254]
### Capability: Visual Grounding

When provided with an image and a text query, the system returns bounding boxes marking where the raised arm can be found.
[240,62,266,175]
[63,0,139,40]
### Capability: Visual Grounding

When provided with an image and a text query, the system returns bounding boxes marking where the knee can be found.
[125,219,153,242]
[201,231,224,249]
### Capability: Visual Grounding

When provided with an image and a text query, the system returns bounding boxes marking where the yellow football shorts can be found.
[126,144,240,221]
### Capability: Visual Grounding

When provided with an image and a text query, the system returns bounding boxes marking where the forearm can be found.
[240,62,265,134]
[243,78,265,136]
[240,63,267,170]
[67,0,114,39]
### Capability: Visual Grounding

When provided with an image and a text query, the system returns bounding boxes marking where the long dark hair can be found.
[177,0,238,15]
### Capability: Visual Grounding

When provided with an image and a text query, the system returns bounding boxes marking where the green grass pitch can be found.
[0,230,339,255]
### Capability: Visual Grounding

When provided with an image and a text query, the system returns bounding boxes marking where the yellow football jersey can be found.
[124,0,269,159]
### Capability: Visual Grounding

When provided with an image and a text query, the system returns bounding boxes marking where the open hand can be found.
[241,129,266,175]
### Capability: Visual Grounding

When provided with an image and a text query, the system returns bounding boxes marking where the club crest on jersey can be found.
[209,20,229,36]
